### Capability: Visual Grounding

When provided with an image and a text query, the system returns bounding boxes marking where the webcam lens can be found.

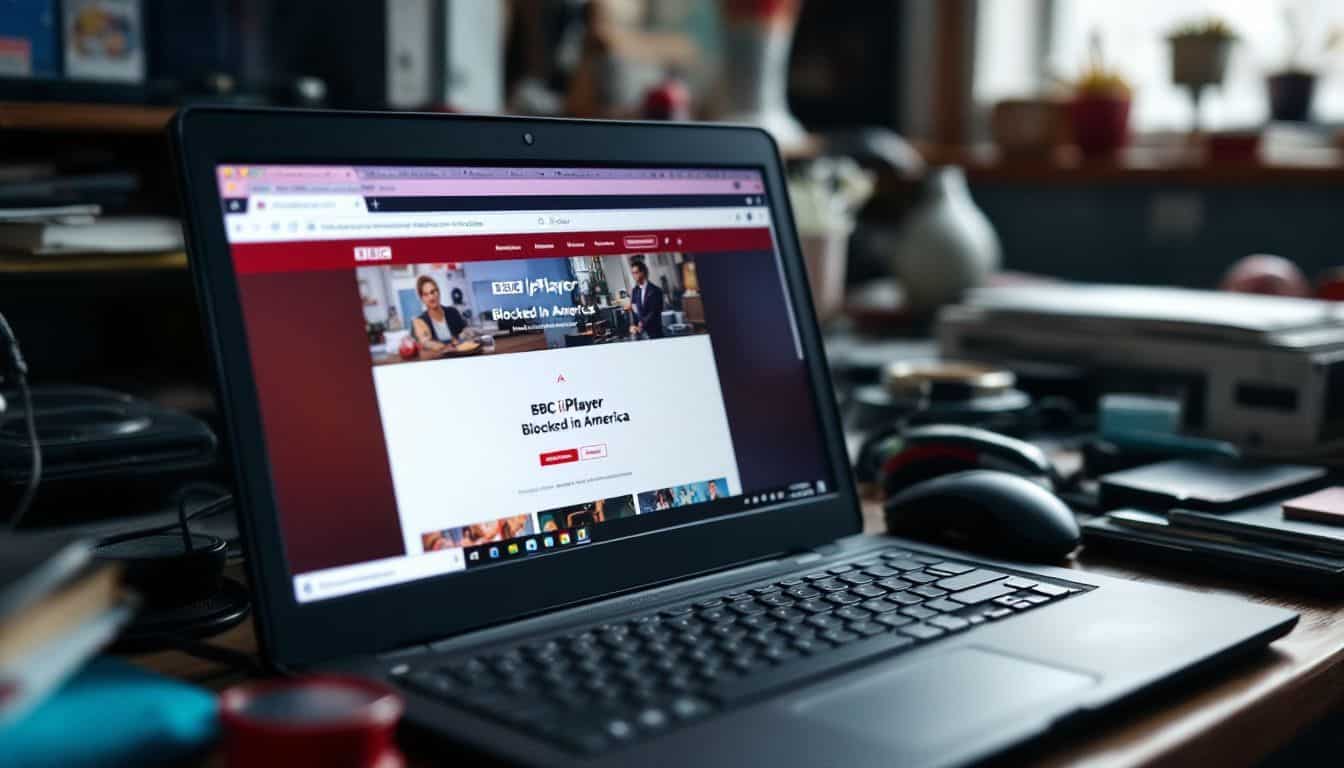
[523,132,534,145]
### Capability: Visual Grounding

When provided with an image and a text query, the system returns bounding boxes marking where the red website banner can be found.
[231,227,774,275]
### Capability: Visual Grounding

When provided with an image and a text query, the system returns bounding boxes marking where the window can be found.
[978,0,1344,132]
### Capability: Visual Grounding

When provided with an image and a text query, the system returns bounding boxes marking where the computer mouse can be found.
[856,423,1057,492]
[883,469,1080,562]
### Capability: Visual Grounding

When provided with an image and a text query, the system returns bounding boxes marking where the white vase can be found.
[889,166,1001,314]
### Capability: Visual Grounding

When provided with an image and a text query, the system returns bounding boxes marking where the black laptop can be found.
[172,108,1297,768]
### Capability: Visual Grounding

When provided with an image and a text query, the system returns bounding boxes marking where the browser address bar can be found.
[225,206,770,243]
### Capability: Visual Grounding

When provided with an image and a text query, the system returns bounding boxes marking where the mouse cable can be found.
[0,312,40,531]
[97,484,234,547]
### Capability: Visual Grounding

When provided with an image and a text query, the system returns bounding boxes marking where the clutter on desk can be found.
[1282,487,1344,525]
[1098,458,1327,512]
[937,282,1344,457]
[0,532,132,725]
[0,657,217,768]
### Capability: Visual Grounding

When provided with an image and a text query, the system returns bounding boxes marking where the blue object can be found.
[0,657,218,768]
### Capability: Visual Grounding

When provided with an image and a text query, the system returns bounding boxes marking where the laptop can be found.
[172,108,1298,767]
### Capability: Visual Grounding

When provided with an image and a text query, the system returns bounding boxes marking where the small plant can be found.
[1075,32,1131,98]
[1169,18,1236,41]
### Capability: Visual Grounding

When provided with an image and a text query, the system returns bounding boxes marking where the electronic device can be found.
[173,108,1298,768]
[856,423,1056,490]
[936,283,1344,456]
[885,470,1080,562]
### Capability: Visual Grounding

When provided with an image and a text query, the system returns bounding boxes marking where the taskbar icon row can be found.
[463,525,592,569]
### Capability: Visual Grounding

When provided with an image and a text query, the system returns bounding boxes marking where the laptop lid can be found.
[172,109,859,669]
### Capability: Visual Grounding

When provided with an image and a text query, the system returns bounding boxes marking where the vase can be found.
[1268,72,1316,122]
[1070,95,1131,157]
[888,167,1000,315]
[718,0,807,151]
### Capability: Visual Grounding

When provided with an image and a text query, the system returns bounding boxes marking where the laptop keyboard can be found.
[389,546,1087,755]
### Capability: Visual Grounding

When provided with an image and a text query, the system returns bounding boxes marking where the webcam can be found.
[523,132,535,145]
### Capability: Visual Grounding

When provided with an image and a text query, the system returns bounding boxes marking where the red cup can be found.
[220,676,405,768]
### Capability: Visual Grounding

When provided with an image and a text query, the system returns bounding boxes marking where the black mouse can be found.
[883,469,1080,562]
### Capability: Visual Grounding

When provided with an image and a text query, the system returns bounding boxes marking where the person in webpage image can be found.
[411,275,468,357]
[628,260,664,339]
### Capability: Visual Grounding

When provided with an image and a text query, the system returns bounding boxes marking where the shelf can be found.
[0,251,187,274]
[919,143,1344,186]
[0,101,174,135]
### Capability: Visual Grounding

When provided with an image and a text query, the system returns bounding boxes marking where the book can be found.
[0,204,100,225]
[0,533,93,624]
[0,215,184,255]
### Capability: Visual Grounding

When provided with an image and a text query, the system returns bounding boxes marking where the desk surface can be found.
[132,500,1344,767]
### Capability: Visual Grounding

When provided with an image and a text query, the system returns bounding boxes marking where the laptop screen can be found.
[215,164,835,603]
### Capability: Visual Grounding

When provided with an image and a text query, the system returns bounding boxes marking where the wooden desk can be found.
[133,501,1344,767]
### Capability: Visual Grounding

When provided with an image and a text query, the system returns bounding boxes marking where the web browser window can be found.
[215,164,834,603]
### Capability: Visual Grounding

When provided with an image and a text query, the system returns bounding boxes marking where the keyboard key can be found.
[708,631,916,704]
[950,581,1021,605]
[729,601,767,616]
[770,608,807,623]
[876,613,913,629]
[880,549,914,559]
[796,599,831,614]
[864,565,900,578]
[985,607,1014,619]
[902,571,939,584]
[1023,594,1051,605]
[936,569,1008,592]
[662,606,693,617]
[696,598,724,609]
[923,598,965,613]
[803,572,830,582]
[926,561,975,576]
[839,572,874,586]
[699,609,733,624]
[806,614,843,630]
[910,585,949,599]
[792,638,825,654]
[911,555,942,564]
[813,578,848,593]
[638,708,669,729]
[786,586,821,600]
[828,565,855,574]
[898,623,946,641]
[992,596,1021,607]
[854,558,880,568]
[834,606,871,622]
[759,593,795,608]
[927,615,970,632]
[861,598,899,614]
[850,584,886,599]
[605,718,635,740]
[751,586,780,596]
[825,592,861,606]
[1003,577,1038,590]
[1033,583,1073,597]
[876,577,912,591]
[887,559,924,572]
[900,606,938,620]
[779,623,815,638]
[885,592,923,606]
[670,697,712,720]
[779,578,804,587]
[820,630,859,644]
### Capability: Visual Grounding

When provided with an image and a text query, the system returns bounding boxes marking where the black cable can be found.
[0,312,39,531]
[97,486,233,547]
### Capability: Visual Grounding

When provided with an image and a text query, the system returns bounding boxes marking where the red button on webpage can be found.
[539,449,579,467]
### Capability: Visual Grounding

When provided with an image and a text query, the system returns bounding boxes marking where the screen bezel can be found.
[172,107,861,669]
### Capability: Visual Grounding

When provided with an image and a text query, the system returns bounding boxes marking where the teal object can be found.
[0,658,218,768]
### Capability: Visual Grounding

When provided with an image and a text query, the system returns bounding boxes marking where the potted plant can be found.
[1267,10,1343,122]
[1168,18,1236,133]
[1070,35,1133,158]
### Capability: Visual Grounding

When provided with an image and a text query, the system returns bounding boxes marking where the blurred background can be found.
[2,0,1343,420]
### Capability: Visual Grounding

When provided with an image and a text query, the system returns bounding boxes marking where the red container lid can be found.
[219,675,404,768]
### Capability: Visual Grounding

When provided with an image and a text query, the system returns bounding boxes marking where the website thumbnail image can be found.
[418,476,735,569]
[357,252,706,365]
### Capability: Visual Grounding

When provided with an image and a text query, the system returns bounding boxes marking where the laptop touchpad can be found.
[794,648,1095,761]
